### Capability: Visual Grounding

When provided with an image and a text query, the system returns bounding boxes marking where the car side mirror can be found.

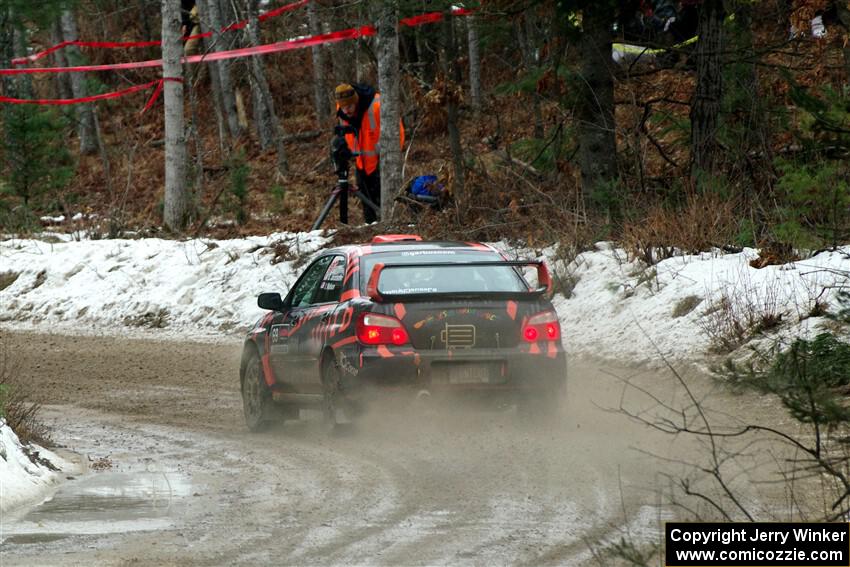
[258,292,285,311]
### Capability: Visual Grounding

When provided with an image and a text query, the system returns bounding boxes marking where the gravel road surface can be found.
[0,332,791,566]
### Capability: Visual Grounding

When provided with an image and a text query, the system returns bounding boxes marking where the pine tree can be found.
[2,106,73,211]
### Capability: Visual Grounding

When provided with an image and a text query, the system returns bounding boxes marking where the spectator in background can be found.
[181,0,201,56]
[334,83,405,224]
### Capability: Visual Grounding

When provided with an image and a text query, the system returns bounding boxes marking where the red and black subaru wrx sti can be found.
[239,235,567,431]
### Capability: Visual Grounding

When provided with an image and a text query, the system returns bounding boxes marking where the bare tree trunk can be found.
[50,21,72,100]
[414,0,437,85]
[218,0,237,29]
[10,20,29,99]
[729,2,771,191]
[690,0,725,179]
[442,10,465,199]
[577,4,618,203]
[202,0,242,140]
[355,2,369,83]
[198,28,229,155]
[60,9,98,155]
[1,9,15,151]
[835,5,850,95]
[518,13,544,139]
[377,1,402,222]
[162,0,188,232]
[308,0,329,124]
[187,78,205,214]
[244,0,288,173]
[136,0,158,59]
[467,12,482,113]
[323,0,350,84]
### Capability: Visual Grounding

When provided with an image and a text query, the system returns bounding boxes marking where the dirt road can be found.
[1,332,793,566]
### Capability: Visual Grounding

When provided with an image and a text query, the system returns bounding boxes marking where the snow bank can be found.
[0,232,328,339]
[553,243,849,365]
[1,233,848,364]
[0,419,67,516]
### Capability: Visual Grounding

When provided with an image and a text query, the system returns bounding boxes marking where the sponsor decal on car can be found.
[400,250,457,256]
[412,308,497,329]
[441,323,476,349]
[383,287,439,294]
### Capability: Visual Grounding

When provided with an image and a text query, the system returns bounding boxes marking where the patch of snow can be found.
[553,245,849,365]
[0,419,69,517]
[0,231,329,339]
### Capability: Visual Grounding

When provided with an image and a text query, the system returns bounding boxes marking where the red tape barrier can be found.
[0,8,470,76]
[0,8,470,109]
[0,77,181,111]
[11,0,309,65]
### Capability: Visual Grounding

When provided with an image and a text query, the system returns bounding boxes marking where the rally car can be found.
[239,235,566,431]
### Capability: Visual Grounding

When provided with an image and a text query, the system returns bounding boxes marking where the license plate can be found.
[447,363,492,384]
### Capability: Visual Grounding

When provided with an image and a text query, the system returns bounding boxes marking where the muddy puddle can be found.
[3,469,193,545]
[1,407,199,551]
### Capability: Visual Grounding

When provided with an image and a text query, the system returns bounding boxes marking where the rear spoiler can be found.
[365,260,553,302]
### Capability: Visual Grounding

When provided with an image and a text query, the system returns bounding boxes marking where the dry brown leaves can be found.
[621,192,739,265]
[416,75,464,134]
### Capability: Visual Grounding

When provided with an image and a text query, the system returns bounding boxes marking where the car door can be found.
[270,255,335,390]
[293,255,347,392]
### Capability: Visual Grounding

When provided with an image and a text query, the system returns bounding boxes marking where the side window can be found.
[289,256,334,308]
[312,255,347,305]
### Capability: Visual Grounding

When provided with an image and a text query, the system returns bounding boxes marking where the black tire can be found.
[321,354,343,433]
[242,349,273,432]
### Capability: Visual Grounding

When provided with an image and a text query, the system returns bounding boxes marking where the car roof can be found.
[326,241,500,256]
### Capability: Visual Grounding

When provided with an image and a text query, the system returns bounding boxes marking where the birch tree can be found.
[307,0,329,123]
[60,9,98,155]
[377,1,402,222]
[162,0,188,231]
[50,20,71,101]
[200,0,242,141]
[517,11,544,139]
[244,0,288,174]
[442,8,465,198]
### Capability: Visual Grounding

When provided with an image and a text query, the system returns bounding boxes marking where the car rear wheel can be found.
[242,350,272,432]
[321,354,346,433]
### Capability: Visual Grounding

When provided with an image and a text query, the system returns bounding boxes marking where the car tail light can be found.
[356,313,410,346]
[522,311,560,342]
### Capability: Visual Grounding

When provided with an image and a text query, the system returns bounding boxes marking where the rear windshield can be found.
[360,250,529,295]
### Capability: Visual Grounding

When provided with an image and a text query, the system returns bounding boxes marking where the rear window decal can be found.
[400,250,457,256]
[383,287,439,294]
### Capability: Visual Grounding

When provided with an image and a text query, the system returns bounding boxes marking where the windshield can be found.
[360,250,529,295]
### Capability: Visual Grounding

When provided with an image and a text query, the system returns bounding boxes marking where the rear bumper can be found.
[338,344,566,395]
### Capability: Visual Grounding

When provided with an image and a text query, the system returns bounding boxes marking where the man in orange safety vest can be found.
[334,83,405,224]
